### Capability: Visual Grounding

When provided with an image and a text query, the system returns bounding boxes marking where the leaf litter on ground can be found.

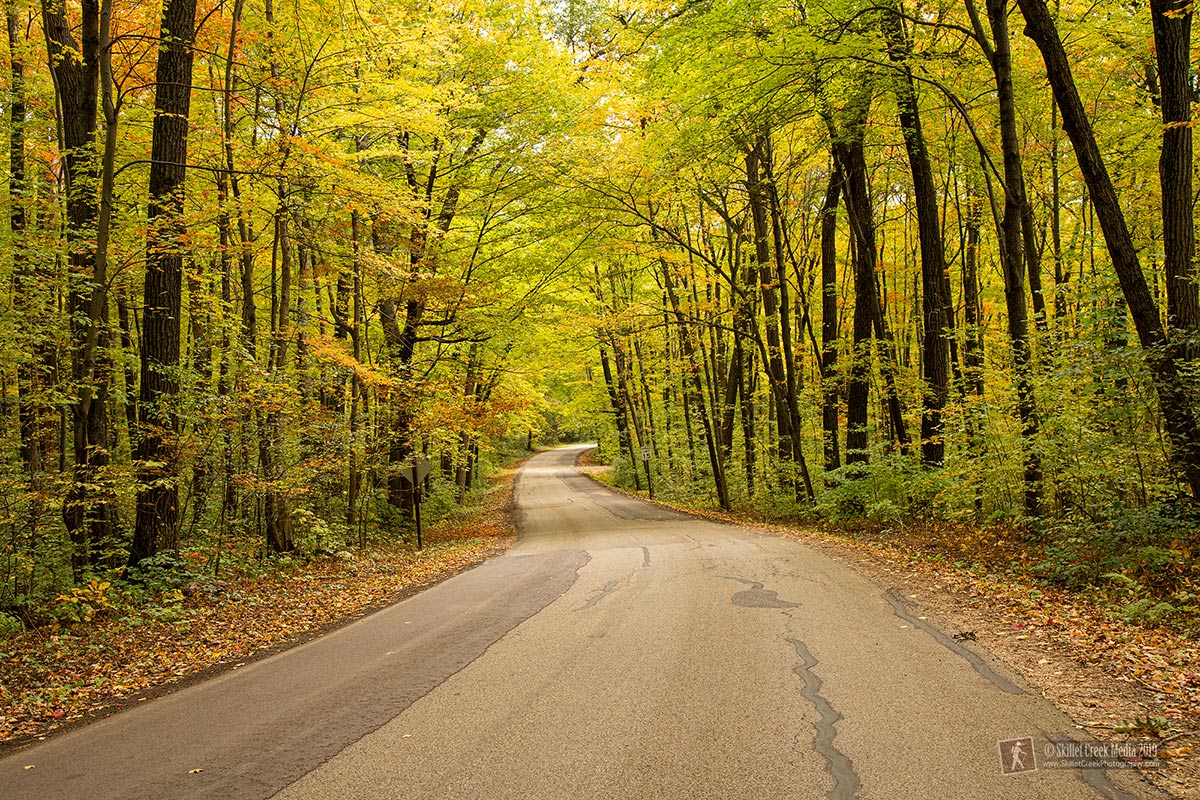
[0,466,519,748]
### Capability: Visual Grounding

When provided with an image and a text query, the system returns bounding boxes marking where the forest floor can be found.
[0,465,520,750]
[578,454,1200,799]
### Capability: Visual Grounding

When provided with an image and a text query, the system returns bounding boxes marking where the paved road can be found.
[1,445,1159,799]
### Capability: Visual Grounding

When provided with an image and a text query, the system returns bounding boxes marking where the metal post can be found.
[641,446,654,500]
[413,463,423,550]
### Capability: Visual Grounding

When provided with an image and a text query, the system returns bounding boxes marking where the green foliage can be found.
[125,552,195,591]
[816,456,949,523]
[1114,716,1175,738]
[1026,502,1199,633]
[0,611,24,636]
[49,580,138,625]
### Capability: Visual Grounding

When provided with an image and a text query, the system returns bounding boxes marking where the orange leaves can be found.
[306,334,398,390]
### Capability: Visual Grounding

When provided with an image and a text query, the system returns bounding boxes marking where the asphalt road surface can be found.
[0,444,1161,799]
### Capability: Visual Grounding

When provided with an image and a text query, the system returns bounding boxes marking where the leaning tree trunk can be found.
[659,258,730,510]
[130,0,198,566]
[1017,0,1200,500]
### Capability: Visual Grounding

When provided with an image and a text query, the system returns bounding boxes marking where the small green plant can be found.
[125,551,202,591]
[1114,716,1174,738]
[1119,598,1179,625]
[52,579,119,624]
[0,611,23,636]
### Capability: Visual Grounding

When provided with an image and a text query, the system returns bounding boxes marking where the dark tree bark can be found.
[762,139,815,500]
[660,259,730,510]
[882,6,950,467]
[719,265,745,467]
[962,192,986,516]
[346,209,364,541]
[747,138,813,500]
[1050,99,1067,326]
[834,114,910,463]
[986,0,1043,516]
[819,165,842,474]
[43,0,119,572]
[600,344,638,478]
[836,134,875,465]
[1017,0,1200,500]
[385,129,486,508]
[129,0,198,566]
[1152,0,1200,359]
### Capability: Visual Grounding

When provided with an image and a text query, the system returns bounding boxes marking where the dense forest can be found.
[0,0,1197,631]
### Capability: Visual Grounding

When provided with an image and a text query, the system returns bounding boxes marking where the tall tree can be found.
[881,5,950,468]
[972,0,1044,515]
[1151,0,1200,360]
[129,0,199,565]
[818,164,842,474]
[43,0,118,572]
[1017,0,1200,500]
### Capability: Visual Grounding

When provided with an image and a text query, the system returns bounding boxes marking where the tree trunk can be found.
[987,0,1044,516]
[836,133,875,466]
[385,130,486,508]
[130,0,197,565]
[43,0,119,572]
[660,260,730,510]
[1017,0,1200,499]
[10,2,53,477]
[600,345,637,476]
[762,139,815,500]
[963,192,986,516]
[819,165,842,473]
[882,6,950,467]
[1152,0,1200,360]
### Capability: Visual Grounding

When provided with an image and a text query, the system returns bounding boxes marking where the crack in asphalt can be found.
[788,638,860,800]
[884,589,1026,695]
[720,576,800,608]
[1078,764,1141,800]
[575,579,621,612]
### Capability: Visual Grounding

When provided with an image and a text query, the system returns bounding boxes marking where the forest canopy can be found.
[1,0,1197,628]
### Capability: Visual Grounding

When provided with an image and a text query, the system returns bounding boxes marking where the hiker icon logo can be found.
[999,737,1037,775]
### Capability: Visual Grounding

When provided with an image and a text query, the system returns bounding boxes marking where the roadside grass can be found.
[0,461,521,748]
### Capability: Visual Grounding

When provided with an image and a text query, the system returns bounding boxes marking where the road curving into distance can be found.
[0,444,1160,799]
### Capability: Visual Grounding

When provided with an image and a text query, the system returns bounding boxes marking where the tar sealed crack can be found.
[884,589,1025,695]
[721,576,799,608]
[788,638,860,800]
[575,579,621,612]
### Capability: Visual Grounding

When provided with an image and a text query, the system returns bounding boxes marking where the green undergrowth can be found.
[0,450,527,639]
